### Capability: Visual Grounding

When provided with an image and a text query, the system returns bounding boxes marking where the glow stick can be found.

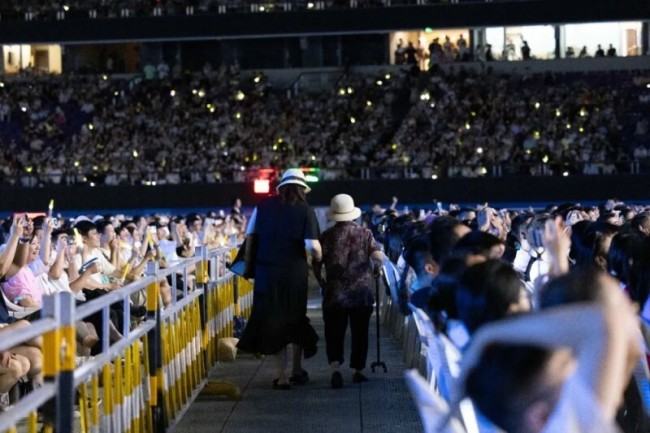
[146,231,154,249]
[73,228,82,246]
[121,261,132,281]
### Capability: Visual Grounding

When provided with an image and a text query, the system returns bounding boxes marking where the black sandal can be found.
[272,379,291,390]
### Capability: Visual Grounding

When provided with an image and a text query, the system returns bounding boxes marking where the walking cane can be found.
[371,264,387,373]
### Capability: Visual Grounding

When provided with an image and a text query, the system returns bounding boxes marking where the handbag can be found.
[228,234,258,279]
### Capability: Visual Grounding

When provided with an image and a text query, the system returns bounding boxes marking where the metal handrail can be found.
[74,275,157,321]
[0,242,246,433]
[73,321,155,388]
[0,383,57,430]
[0,317,58,353]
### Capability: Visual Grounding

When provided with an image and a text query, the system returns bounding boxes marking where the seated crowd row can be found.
[368,198,650,432]
[0,202,246,410]
[0,65,648,186]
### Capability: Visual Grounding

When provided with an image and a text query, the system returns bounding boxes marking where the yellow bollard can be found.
[186,309,194,398]
[124,346,133,433]
[228,280,234,337]
[114,355,124,433]
[161,322,174,425]
[42,328,61,379]
[91,374,100,433]
[141,335,154,433]
[173,315,182,410]
[169,318,179,416]
[41,327,61,433]
[188,304,195,390]
[195,260,208,285]
[62,325,77,374]
[208,288,216,364]
[176,314,186,407]
[79,381,89,433]
[131,342,140,433]
[194,301,205,381]
[219,282,225,338]
[177,313,186,405]
[199,277,242,401]
[103,364,113,433]
[193,299,202,388]
[132,340,143,433]
[146,281,159,313]
[27,411,38,433]
[199,298,206,376]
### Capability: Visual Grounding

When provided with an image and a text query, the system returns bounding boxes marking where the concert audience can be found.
[0,67,646,186]
[372,196,650,432]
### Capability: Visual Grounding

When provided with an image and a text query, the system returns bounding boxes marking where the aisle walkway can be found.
[175,303,422,433]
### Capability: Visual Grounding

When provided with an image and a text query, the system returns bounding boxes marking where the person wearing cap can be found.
[236,168,322,390]
[314,194,386,388]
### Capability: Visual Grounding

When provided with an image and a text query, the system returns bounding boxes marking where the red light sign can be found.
[254,179,270,194]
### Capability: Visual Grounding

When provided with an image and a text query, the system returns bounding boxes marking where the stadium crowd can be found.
[2,193,650,433]
[0,65,648,186]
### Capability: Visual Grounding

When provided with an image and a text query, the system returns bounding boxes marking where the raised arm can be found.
[462,298,640,419]
[0,216,25,278]
[69,262,101,293]
[128,250,154,281]
[39,218,54,267]
[8,216,32,276]
[108,237,120,269]
[389,196,398,211]
[542,216,571,277]
[48,236,68,280]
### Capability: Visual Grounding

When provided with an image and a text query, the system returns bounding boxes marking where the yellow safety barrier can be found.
[146,280,159,313]
[0,244,244,433]
[103,364,113,433]
[27,411,37,433]
[91,374,100,433]
[42,328,61,378]
[79,381,90,433]
[142,334,154,432]
[61,325,77,372]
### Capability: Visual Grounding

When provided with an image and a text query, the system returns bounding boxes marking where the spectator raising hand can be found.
[477,207,506,240]
[0,215,27,278]
[542,216,571,276]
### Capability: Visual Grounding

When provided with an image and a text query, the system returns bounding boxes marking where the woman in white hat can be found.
[314,194,386,388]
[237,168,322,390]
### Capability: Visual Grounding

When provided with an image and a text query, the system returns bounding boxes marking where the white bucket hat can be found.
[327,194,361,222]
[276,168,311,193]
